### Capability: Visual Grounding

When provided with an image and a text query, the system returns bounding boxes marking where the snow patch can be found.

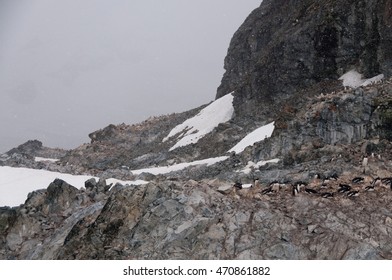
[241,159,281,174]
[0,166,147,207]
[106,178,148,186]
[339,70,363,88]
[35,157,59,163]
[131,156,229,175]
[164,93,234,151]
[339,70,384,88]
[361,74,384,87]
[228,122,275,154]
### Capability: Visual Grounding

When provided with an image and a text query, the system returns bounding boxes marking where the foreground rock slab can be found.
[1,177,392,260]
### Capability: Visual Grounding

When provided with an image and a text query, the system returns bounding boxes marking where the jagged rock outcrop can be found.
[2,174,392,260]
[0,140,67,168]
[0,178,108,259]
[6,140,43,156]
[56,179,392,260]
[217,0,392,119]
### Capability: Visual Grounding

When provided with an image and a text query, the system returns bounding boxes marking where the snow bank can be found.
[0,166,147,207]
[228,122,275,154]
[131,156,229,175]
[339,70,384,88]
[164,93,234,151]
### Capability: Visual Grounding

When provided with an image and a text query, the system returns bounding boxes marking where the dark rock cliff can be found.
[217,0,392,118]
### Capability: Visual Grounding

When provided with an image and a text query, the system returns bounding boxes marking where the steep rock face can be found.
[243,79,392,167]
[217,0,392,118]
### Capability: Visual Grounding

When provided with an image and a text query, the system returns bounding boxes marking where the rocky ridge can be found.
[1,76,392,259]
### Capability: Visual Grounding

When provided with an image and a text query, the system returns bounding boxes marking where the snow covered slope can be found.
[228,122,275,154]
[163,93,234,151]
[133,120,277,175]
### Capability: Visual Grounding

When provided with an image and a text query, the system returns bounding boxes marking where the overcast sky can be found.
[0,0,261,153]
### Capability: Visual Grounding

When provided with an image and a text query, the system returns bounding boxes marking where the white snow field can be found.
[339,70,384,88]
[0,155,231,206]
[228,122,275,154]
[0,166,147,207]
[163,93,234,151]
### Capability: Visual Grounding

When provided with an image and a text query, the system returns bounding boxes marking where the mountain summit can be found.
[217,0,392,117]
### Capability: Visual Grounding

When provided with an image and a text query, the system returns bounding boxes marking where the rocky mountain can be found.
[1,0,392,259]
[217,0,392,120]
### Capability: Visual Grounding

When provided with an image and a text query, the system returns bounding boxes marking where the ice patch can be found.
[164,93,234,151]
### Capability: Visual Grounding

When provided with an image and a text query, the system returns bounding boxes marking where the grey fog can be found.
[0,0,261,153]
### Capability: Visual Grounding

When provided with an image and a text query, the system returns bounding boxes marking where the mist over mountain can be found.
[0,0,261,153]
[1,0,392,260]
